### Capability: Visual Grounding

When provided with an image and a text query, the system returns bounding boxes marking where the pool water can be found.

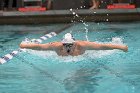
[0,22,140,93]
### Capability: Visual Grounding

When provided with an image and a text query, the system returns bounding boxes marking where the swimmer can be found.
[20,33,128,56]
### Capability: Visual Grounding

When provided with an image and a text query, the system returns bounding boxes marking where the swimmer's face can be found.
[63,43,74,48]
[63,43,74,53]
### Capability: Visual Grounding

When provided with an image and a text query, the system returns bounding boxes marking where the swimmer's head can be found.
[61,33,75,44]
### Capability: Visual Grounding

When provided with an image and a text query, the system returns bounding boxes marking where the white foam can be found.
[26,49,117,63]
[26,49,57,58]
[57,55,85,62]
[112,37,123,44]
[85,50,117,59]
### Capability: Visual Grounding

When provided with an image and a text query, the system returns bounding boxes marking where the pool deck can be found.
[0,8,140,25]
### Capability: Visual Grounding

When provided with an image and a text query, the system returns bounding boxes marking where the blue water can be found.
[0,22,140,93]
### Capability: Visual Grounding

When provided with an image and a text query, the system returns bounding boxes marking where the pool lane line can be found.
[87,56,137,86]
[0,32,57,64]
[97,62,136,86]
[16,55,63,84]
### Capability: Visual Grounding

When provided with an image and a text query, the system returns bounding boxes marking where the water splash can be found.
[112,37,123,44]
[26,50,58,58]
[69,8,89,41]
[85,27,89,41]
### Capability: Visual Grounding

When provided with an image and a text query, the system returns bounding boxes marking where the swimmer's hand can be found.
[20,42,25,48]
[20,41,38,49]
[20,39,36,49]
[123,45,128,52]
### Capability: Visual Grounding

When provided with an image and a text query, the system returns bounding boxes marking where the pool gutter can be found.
[0,8,140,25]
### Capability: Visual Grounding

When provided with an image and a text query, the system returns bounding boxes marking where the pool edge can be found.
[0,8,140,25]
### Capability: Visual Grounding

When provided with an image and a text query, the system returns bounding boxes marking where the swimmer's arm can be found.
[19,42,58,50]
[83,41,128,52]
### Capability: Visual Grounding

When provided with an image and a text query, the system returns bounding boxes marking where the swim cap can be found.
[61,33,75,44]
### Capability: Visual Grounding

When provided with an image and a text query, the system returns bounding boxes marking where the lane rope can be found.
[0,32,57,64]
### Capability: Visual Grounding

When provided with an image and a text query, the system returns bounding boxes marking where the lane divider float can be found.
[0,32,57,64]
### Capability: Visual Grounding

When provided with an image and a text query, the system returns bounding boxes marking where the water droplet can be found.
[106,19,109,21]
[70,9,72,11]
[76,14,79,17]
[73,12,76,15]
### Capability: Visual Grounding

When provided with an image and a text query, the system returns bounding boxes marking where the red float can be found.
[18,7,46,12]
[107,4,135,9]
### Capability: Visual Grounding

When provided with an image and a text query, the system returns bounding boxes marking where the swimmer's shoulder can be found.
[75,40,91,44]
[75,40,97,46]
[75,41,88,46]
